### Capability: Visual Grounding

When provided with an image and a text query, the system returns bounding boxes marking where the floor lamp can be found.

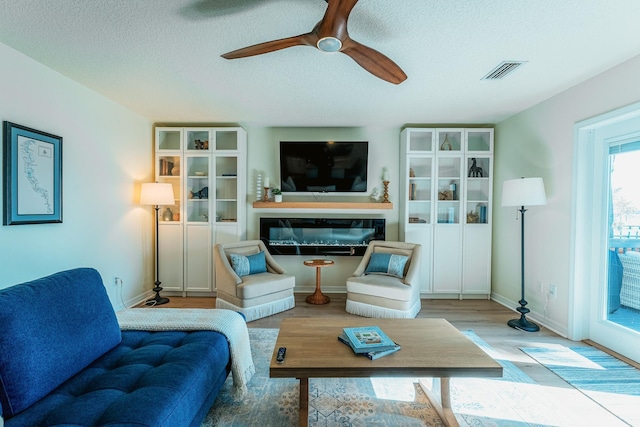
[501,177,547,332]
[140,182,175,306]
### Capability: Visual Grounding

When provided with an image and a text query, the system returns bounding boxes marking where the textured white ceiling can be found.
[1,0,639,127]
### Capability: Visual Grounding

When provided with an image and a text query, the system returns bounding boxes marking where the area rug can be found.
[521,345,640,426]
[202,329,627,427]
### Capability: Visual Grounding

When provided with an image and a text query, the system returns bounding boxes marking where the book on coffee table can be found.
[338,333,401,360]
[342,326,397,353]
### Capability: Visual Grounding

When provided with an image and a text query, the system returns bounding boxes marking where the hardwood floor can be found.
[153,294,591,389]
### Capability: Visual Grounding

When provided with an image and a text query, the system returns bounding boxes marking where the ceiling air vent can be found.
[482,61,527,80]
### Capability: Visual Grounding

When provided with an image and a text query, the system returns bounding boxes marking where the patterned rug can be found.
[202,329,627,426]
[521,345,640,426]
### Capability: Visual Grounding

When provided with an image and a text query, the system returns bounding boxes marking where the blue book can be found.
[338,333,401,360]
[342,326,397,353]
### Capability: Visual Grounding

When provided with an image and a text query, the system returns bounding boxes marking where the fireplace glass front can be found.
[260,217,385,256]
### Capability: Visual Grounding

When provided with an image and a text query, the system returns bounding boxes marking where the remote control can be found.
[276,347,286,363]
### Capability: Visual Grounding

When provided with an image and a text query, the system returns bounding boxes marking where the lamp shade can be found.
[140,183,175,205]
[501,177,547,207]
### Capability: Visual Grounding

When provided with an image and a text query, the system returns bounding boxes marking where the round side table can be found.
[303,259,334,305]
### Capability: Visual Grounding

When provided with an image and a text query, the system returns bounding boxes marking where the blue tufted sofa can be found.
[0,268,233,427]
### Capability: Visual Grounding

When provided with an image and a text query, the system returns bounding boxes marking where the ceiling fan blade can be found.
[315,0,359,39]
[341,38,407,84]
[222,33,317,59]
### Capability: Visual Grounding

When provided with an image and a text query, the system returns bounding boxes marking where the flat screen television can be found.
[279,141,368,193]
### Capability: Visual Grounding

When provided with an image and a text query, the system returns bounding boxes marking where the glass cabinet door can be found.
[407,156,433,224]
[408,129,434,152]
[185,129,211,151]
[157,128,181,151]
[186,155,210,223]
[156,154,180,222]
[436,156,462,224]
[466,129,493,153]
[215,156,238,223]
[215,130,239,151]
[437,130,463,152]
[465,156,491,224]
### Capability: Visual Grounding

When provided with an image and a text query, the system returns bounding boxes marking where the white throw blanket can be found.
[116,308,255,398]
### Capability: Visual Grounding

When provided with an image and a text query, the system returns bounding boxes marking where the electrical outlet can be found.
[537,280,544,293]
[549,284,557,298]
[113,276,122,287]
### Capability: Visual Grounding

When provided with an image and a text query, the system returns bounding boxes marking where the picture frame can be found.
[3,121,62,225]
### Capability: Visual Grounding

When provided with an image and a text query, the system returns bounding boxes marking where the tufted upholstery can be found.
[0,268,233,427]
[0,268,122,417]
[5,330,231,427]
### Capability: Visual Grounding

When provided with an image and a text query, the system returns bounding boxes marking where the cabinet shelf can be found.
[252,201,392,210]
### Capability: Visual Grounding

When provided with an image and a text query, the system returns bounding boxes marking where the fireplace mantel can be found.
[252,201,392,210]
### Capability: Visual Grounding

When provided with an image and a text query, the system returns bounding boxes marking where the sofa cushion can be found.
[230,251,267,276]
[365,253,409,278]
[5,330,231,427]
[0,268,122,418]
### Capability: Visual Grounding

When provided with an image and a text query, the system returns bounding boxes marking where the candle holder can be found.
[382,180,390,203]
[263,187,270,202]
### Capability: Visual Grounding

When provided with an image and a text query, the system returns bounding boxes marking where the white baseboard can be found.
[491,292,568,337]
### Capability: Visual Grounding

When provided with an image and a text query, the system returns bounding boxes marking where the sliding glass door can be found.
[573,102,640,364]
[606,141,640,333]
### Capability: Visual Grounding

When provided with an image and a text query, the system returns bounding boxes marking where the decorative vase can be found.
[163,207,173,221]
[274,194,283,203]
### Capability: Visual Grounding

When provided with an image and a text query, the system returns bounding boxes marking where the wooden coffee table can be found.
[270,318,502,427]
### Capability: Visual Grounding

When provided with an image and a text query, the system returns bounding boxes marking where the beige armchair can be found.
[214,240,295,322]
[346,241,422,318]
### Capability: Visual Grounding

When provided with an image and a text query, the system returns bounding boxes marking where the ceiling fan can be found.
[221,0,407,84]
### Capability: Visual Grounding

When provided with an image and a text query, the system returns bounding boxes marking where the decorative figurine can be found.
[469,158,484,177]
[189,186,208,199]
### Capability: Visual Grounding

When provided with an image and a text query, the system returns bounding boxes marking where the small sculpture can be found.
[440,134,453,150]
[370,187,382,202]
[469,158,483,177]
[438,190,453,200]
[194,139,209,150]
[189,186,208,199]
[467,211,479,223]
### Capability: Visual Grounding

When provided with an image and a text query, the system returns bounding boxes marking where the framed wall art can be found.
[3,121,62,225]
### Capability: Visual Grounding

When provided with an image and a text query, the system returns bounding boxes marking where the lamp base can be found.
[145,294,170,306]
[507,315,540,332]
[145,281,170,306]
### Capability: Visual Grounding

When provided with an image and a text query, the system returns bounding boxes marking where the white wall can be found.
[0,42,154,309]
[493,53,640,337]
[243,126,400,292]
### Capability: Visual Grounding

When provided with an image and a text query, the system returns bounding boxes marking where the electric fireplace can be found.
[260,217,385,256]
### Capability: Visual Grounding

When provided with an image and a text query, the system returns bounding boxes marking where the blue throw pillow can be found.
[365,253,409,278]
[230,251,267,276]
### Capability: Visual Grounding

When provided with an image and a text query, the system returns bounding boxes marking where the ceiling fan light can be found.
[317,37,342,52]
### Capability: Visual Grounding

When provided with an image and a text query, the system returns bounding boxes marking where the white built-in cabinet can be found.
[155,127,247,294]
[399,128,493,298]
